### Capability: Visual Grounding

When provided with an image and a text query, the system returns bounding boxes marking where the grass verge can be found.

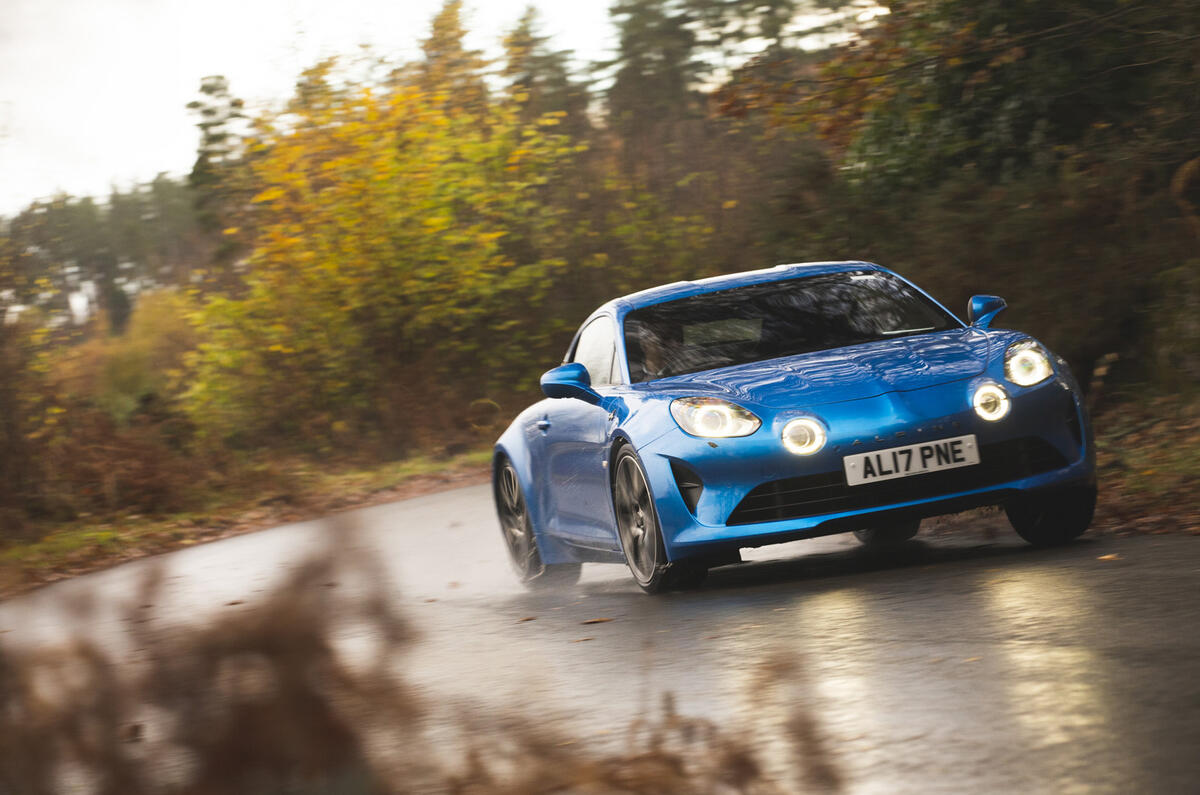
[1091,392,1200,535]
[0,449,491,598]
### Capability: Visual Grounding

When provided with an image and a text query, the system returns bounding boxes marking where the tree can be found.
[808,0,1200,189]
[185,68,580,453]
[417,0,488,116]
[187,75,249,276]
[501,6,590,137]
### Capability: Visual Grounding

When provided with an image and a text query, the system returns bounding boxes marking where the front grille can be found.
[727,437,1068,526]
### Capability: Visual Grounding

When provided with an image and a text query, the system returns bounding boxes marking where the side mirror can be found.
[540,362,601,404]
[967,295,1007,329]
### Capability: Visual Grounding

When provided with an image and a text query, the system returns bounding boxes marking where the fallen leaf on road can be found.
[581,617,613,625]
[517,616,537,622]
[963,656,982,663]
[572,637,595,643]
[1098,553,1122,561]
[423,598,437,603]
[225,600,244,606]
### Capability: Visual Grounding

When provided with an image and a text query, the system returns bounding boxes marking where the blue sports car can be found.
[493,262,1096,593]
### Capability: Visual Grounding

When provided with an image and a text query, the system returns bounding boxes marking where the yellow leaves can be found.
[186,67,585,446]
[252,187,287,204]
[506,147,532,170]
[722,200,738,210]
[222,227,240,236]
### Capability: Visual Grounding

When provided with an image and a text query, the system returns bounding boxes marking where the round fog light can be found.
[973,383,1010,422]
[782,418,826,455]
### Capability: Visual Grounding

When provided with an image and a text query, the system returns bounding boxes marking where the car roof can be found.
[598,261,885,318]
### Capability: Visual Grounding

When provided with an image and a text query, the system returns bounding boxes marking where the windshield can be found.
[623,271,960,382]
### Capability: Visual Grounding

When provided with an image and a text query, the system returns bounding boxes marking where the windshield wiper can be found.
[880,327,935,336]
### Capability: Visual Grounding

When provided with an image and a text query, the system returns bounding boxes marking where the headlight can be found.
[1005,340,1053,387]
[670,397,761,437]
[782,417,827,455]
[973,382,1010,422]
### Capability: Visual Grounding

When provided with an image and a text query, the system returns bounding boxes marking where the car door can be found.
[541,315,620,544]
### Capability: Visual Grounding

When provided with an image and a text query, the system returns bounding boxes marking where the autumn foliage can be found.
[1,0,1197,540]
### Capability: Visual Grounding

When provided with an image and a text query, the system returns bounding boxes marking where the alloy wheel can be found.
[613,452,660,584]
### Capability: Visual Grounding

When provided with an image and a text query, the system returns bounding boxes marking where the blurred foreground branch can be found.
[0,517,840,794]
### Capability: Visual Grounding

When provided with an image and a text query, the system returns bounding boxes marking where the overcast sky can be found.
[0,0,616,216]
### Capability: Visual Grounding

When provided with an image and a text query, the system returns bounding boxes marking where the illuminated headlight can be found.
[973,382,1011,422]
[782,417,827,455]
[670,397,761,437]
[1005,340,1053,387]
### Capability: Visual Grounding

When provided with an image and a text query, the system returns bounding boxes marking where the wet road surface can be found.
[2,483,1198,792]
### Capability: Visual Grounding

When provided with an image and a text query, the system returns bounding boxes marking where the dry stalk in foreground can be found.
[0,520,841,794]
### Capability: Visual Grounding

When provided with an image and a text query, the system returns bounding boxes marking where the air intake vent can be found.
[670,460,704,515]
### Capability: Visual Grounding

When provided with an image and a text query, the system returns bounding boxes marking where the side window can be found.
[570,317,618,387]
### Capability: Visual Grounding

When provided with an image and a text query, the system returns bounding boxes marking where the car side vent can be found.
[1066,401,1084,447]
[670,460,704,515]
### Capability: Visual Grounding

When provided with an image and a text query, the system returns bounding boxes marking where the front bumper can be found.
[637,375,1095,561]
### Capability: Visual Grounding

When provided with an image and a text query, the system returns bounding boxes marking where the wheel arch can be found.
[492,442,550,547]
[607,431,635,488]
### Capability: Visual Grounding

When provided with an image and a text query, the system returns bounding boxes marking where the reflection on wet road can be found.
[1,484,1197,792]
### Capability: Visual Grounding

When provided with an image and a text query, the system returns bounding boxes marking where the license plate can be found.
[843,434,979,486]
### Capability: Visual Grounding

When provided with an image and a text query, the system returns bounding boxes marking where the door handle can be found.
[536,419,552,431]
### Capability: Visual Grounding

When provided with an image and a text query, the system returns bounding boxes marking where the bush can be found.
[1,292,204,529]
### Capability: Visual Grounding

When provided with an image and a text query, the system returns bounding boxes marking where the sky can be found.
[0,0,616,216]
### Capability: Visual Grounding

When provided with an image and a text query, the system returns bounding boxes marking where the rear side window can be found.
[570,316,618,386]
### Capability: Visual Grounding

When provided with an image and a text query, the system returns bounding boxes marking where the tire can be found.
[495,459,581,587]
[853,520,921,548]
[667,561,709,590]
[1006,485,1096,547]
[612,446,681,594]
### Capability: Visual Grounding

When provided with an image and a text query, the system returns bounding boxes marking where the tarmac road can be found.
[2,483,1198,793]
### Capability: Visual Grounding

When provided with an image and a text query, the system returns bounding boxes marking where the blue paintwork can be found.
[494,261,1096,569]
[968,294,1008,328]
[539,362,601,403]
